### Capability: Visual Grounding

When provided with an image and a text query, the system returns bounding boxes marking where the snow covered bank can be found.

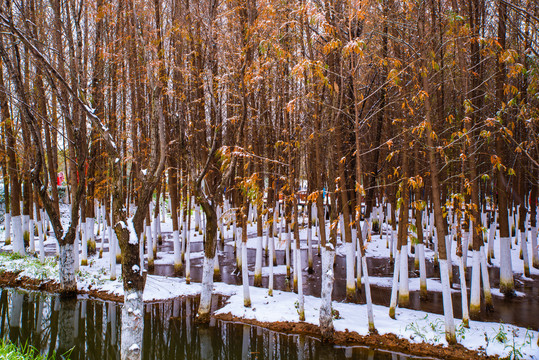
[0,252,537,359]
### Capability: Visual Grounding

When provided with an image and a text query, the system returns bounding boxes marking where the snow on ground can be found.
[1,205,539,359]
[0,250,537,359]
[215,285,538,359]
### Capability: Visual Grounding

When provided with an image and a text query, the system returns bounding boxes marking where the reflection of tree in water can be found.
[121,290,143,360]
[0,289,405,359]
[0,289,121,360]
[58,296,76,356]
[9,291,23,343]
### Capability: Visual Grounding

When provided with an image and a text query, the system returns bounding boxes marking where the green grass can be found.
[0,252,59,281]
[0,340,55,360]
[0,339,71,359]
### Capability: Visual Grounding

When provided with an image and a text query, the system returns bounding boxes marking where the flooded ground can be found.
[37,225,539,332]
[147,236,539,331]
[0,288,435,359]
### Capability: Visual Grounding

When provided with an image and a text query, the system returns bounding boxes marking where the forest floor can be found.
[0,206,538,359]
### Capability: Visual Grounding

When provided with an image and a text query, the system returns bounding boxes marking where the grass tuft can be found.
[0,339,70,359]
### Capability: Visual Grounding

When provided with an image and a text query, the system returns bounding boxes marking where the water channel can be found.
[0,288,435,359]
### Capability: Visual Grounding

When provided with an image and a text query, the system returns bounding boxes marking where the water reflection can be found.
[0,288,431,360]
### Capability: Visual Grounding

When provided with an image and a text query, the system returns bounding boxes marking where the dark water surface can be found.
[149,235,539,331]
[40,224,539,331]
[0,288,435,360]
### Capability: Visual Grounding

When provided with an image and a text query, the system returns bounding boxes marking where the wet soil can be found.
[0,270,124,302]
[215,312,498,360]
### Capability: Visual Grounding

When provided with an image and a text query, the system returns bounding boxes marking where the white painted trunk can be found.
[74,229,80,272]
[389,226,395,260]
[487,212,497,261]
[362,255,375,332]
[378,205,384,232]
[153,214,158,254]
[214,251,220,275]
[356,236,362,288]
[469,250,480,317]
[100,215,106,257]
[88,217,96,245]
[362,219,369,243]
[429,212,435,239]
[269,227,274,296]
[479,246,492,309]
[241,243,250,307]
[81,222,88,265]
[462,231,469,269]
[278,213,283,242]
[109,223,116,280]
[293,242,298,290]
[254,236,263,285]
[157,215,162,244]
[59,244,76,293]
[352,226,357,256]
[121,290,143,360]
[389,249,400,318]
[96,205,102,236]
[433,229,439,265]
[459,254,470,326]
[232,216,237,242]
[286,230,291,278]
[161,199,166,222]
[4,213,11,244]
[398,244,409,306]
[22,214,29,246]
[520,230,530,277]
[307,223,313,270]
[439,259,456,343]
[198,256,215,319]
[368,216,373,241]
[418,243,427,298]
[182,218,188,257]
[319,247,335,338]
[531,226,539,268]
[445,235,452,275]
[345,242,355,298]
[185,229,191,283]
[12,215,24,255]
[147,224,154,267]
[28,219,35,253]
[37,218,45,262]
[236,227,242,269]
[173,230,181,269]
[339,215,345,243]
[499,236,514,293]
[297,245,305,321]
